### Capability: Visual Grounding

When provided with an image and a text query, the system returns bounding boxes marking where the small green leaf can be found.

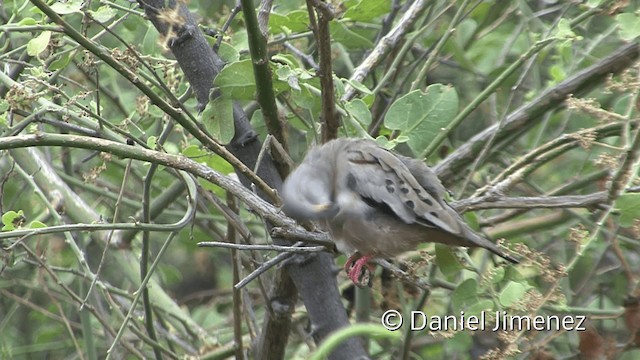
[142,25,159,55]
[0,100,9,114]
[491,267,505,284]
[27,31,51,56]
[182,145,233,196]
[343,0,390,22]
[330,22,373,49]
[213,60,256,99]
[549,65,566,82]
[463,212,479,230]
[200,97,235,144]
[28,221,47,229]
[375,136,392,149]
[2,210,25,231]
[435,244,463,278]
[344,79,373,95]
[48,53,72,71]
[89,6,117,23]
[50,0,83,15]
[275,64,299,91]
[344,99,372,127]
[146,136,157,149]
[616,193,640,227]
[18,18,37,26]
[269,10,309,34]
[554,19,577,40]
[384,85,459,155]
[499,281,528,307]
[217,42,239,63]
[466,299,494,318]
[451,279,478,311]
[616,13,640,41]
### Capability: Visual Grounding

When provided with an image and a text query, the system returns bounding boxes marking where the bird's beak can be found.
[311,202,340,218]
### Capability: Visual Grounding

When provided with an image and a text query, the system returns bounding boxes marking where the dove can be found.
[281,138,517,287]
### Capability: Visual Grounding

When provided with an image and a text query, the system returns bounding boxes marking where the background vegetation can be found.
[1,0,639,359]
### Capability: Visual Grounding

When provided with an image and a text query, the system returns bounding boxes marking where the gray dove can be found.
[281,138,518,287]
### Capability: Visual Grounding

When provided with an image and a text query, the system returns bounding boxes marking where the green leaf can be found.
[466,299,494,318]
[0,99,9,114]
[554,18,577,40]
[616,13,640,41]
[491,267,505,284]
[146,136,157,149]
[343,0,390,22]
[463,211,479,230]
[451,279,478,311]
[549,64,566,82]
[435,244,463,278]
[499,281,528,307]
[2,210,25,231]
[344,79,373,95]
[27,31,51,57]
[275,64,300,91]
[48,53,72,71]
[200,97,235,144]
[213,60,256,99]
[88,6,117,23]
[344,99,371,127]
[615,193,640,227]
[18,18,37,26]
[142,25,159,55]
[217,42,239,63]
[455,19,477,48]
[330,21,373,49]
[50,0,83,15]
[384,85,459,154]
[375,136,392,149]
[182,145,233,196]
[28,221,47,229]
[269,10,309,34]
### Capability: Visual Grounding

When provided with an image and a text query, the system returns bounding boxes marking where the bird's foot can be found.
[345,254,376,288]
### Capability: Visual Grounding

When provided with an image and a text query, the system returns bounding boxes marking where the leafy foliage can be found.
[0,0,639,359]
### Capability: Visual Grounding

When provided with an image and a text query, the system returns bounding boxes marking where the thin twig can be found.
[198,241,326,252]
[284,42,319,71]
[215,2,242,52]
[234,251,294,290]
[342,0,429,101]
[228,192,245,360]
[453,192,608,212]
[372,259,430,291]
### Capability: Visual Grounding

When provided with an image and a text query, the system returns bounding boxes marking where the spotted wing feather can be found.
[343,140,461,235]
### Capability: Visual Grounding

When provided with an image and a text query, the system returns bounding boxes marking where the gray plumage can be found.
[281,138,517,266]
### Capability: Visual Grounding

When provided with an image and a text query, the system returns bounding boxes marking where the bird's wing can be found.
[343,140,462,235]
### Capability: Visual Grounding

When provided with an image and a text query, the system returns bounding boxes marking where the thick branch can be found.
[307,0,338,142]
[134,0,366,357]
[240,0,288,154]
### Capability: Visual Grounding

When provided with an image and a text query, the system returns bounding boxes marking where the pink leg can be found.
[344,253,361,274]
[345,254,377,288]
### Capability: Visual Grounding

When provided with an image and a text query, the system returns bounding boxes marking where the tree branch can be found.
[434,42,640,183]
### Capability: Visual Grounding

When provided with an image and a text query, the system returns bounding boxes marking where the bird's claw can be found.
[345,254,375,288]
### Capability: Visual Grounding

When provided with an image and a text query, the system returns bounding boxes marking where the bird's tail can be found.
[461,226,519,264]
